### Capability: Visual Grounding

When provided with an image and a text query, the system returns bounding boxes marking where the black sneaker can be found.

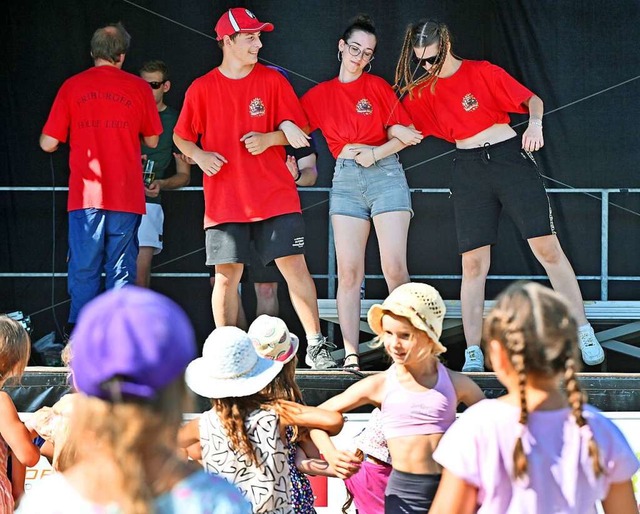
[305,337,339,369]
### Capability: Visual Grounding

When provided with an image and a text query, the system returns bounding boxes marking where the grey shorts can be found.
[205,213,305,267]
[385,469,441,513]
[330,154,413,220]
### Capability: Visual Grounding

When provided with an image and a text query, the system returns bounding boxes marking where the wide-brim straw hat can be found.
[368,282,447,355]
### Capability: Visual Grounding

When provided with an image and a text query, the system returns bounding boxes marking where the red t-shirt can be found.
[42,66,162,214]
[301,73,412,158]
[174,64,308,228]
[402,60,534,143]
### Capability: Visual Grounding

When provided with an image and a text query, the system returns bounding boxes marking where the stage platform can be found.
[6,367,640,413]
[319,299,640,370]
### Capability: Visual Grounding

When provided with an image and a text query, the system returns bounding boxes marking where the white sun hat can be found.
[248,315,299,364]
[185,326,283,399]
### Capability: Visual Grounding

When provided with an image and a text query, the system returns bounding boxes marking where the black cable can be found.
[49,154,64,340]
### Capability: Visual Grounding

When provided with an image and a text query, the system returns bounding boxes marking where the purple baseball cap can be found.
[71,286,196,401]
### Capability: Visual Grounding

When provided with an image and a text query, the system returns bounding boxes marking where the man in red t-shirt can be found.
[174,7,337,368]
[40,23,162,337]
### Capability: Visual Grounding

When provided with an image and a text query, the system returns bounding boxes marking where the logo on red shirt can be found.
[461,93,479,112]
[249,97,266,117]
[356,98,373,115]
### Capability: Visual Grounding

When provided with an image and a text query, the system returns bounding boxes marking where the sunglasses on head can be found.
[413,54,439,66]
[146,80,166,90]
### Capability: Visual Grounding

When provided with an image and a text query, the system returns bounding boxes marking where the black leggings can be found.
[385,469,442,513]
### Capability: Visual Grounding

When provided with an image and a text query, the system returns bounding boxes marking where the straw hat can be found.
[367,282,447,355]
[185,326,283,399]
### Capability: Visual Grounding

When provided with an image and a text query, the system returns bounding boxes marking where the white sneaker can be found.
[462,346,484,372]
[578,326,605,366]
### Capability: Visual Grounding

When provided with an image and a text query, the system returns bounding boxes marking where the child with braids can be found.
[179,325,344,514]
[300,14,422,372]
[17,287,250,514]
[392,19,605,372]
[429,281,639,514]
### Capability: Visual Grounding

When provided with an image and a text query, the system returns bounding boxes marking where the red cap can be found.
[215,8,274,41]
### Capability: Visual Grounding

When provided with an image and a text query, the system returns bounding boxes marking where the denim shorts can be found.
[330,154,413,220]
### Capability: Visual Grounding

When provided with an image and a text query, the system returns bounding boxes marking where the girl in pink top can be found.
[430,281,639,514]
[310,282,485,513]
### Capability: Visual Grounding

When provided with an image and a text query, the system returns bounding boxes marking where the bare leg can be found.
[372,211,411,292]
[275,254,322,336]
[211,263,244,327]
[528,234,588,325]
[460,245,492,348]
[332,215,371,362]
[254,282,279,317]
[135,246,155,288]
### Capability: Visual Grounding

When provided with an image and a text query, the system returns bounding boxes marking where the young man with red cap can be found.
[174,7,337,369]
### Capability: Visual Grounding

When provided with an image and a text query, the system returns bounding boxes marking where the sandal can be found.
[343,353,364,378]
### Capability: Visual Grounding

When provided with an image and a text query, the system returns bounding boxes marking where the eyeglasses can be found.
[413,53,439,67]
[345,42,375,62]
[146,80,166,90]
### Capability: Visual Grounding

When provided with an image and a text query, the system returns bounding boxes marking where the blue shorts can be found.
[330,154,413,220]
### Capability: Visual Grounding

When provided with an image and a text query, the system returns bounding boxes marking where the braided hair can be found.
[483,281,604,479]
[394,19,453,98]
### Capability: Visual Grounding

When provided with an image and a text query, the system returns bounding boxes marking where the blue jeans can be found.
[67,208,141,322]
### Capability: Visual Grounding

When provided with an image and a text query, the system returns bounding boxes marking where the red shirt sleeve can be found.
[485,63,533,114]
[42,84,72,143]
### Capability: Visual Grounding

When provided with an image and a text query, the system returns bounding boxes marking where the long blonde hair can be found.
[484,281,604,479]
[68,378,189,514]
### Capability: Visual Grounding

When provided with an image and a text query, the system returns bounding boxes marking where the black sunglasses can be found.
[413,54,439,66]
[146,80,166,90]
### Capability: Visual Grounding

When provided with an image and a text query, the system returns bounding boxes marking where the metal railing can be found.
[2,186,640,302]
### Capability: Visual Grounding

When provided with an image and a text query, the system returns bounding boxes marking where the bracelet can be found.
[371,148,378,166]
[528,118,543,128]
[294,167,302,182]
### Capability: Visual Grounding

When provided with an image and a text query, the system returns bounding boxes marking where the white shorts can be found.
[137,203,164,254]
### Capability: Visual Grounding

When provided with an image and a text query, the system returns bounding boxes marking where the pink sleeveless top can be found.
[381,361,457,440]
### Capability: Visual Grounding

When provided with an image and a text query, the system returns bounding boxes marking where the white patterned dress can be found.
[199,408,293,514]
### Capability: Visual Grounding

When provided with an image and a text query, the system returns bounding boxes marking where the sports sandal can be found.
[343,353,364,378]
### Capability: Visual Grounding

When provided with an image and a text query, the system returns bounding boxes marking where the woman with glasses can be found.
[392,19,604,373]
[301,14,422,372]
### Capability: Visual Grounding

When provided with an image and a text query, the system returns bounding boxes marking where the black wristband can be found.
[294,168,302,182]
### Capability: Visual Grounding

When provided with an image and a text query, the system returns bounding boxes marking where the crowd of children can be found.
[17,3,639,513]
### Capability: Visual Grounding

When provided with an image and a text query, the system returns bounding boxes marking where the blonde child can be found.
[17,286,250,514]
[309,282,485,513]
[429,281,639,514]
[0,315,40,511]
[179,325,344,514]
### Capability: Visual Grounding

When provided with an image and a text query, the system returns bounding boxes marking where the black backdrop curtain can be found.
[1,0,639,348]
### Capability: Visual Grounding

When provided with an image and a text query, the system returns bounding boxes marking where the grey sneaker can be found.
[578,326,605,366]
[462,346,485,372]
[305,338,339,369]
